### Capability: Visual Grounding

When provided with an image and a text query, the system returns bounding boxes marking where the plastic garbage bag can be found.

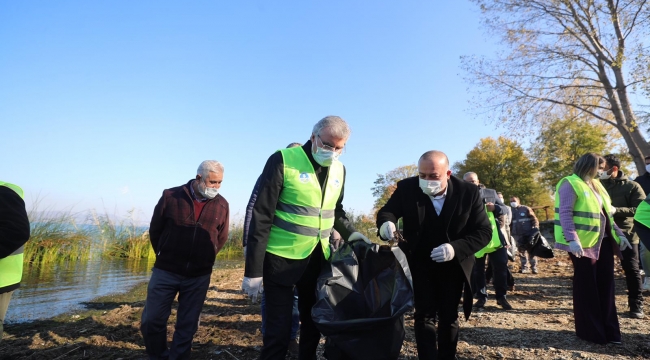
[530,232,554,259]
[312,240,414,360]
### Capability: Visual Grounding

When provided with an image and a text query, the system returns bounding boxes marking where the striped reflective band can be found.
[273,217,320,237]
[10,245,24,256]
[276,202,320,216]
[554,220,599,232]
[276,202,335,219]
[554,208,600,219]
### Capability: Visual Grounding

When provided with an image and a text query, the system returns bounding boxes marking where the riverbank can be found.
[2,255,650,359]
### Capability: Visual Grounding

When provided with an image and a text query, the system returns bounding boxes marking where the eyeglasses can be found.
[317,135,345,154]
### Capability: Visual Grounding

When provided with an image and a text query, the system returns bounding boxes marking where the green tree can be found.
[371,165,418,212]
[462,0,650,172]
[532,117,614,190]
[345,209,380,243]
[453,137,551,209]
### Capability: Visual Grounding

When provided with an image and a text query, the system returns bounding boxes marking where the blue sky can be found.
[1,1,504,224]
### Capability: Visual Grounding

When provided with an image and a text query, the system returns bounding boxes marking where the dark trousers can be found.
[472,247,508,300]
[260,289,300,339]
[485,261,515,287]
[569,237,621,344]
[412,262,464,360]
[140,268,211,360]
[620,243,644,309]
[261,246,325,360]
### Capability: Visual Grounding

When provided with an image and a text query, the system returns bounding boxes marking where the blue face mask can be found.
[313,146,339,167]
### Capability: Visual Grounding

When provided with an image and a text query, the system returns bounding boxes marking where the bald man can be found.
[377,151,492,360]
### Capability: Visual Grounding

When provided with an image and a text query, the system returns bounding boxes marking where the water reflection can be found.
[6,257,242,323]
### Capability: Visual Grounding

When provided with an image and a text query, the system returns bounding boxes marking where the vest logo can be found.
[333,178,341,188]
[299,173,310,183]
[520,212,525,217]
[584,190,590,197]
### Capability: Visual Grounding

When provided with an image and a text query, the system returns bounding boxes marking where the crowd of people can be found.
[3,116,650,360]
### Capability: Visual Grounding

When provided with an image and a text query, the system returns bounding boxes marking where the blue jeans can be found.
[261,288,299,340]
[140,268,211,360]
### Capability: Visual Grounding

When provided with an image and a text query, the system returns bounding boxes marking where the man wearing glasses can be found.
[243,116,370,360]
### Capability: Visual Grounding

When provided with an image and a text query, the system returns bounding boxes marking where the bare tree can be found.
[462,0,650,171]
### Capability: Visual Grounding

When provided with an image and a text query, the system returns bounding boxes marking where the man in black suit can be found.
[377,151,492,360]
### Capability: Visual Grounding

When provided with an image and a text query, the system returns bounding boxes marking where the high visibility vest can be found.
[266,147,344,260]
[554,174,621,248]
[0,181,26,289]
[633,196,650,228]
[475,207,501,258]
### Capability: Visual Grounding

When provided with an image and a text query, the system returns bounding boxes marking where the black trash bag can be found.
[530,232,555,259]
[312,240,414,360]
[521,229,540,251]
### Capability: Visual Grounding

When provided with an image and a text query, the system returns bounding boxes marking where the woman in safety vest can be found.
[554,153,631,345]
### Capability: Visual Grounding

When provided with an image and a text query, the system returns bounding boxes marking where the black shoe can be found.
[532,268,539,274]
[473,298,486,309]
[630,308,644,319]
[496,297,513,310]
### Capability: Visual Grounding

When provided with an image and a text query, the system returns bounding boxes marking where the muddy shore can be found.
[2,254,650,359]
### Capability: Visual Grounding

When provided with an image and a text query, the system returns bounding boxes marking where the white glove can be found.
[348,232,371,244]
[430,243,455,262]
[243,277,263,303]
[380,221,396,241]
[568,240,584,258]
[610,206,617,216]
[619,236,631,251]
[241,277,249,293]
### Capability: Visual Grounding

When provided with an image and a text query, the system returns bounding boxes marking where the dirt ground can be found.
[2,252,650,360]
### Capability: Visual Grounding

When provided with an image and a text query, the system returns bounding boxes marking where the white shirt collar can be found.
[431,187,448,200]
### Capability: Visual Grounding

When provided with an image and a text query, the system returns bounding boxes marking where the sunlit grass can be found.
[24,206,92,264]
[90,209,154,260]
[217,220,244,259]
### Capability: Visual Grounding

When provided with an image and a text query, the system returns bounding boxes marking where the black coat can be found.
[376,175,492,319]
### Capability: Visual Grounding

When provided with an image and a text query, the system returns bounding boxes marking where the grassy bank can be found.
[24,206,247,266]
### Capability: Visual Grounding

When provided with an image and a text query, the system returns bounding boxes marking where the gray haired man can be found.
[141,160,230,359]
[243,116,369,359]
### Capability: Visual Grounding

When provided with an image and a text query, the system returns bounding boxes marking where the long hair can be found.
[573,153,604,181]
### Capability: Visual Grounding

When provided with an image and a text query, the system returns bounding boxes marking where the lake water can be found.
[5,257,243,323]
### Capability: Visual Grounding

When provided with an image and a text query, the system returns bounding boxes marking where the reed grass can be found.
[217,220,245,259]
[91,209,154,260]
[24,207,92,264]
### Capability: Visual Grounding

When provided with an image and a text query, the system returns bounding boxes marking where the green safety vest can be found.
[266,147,344,260]
[0,181,25,289]
[475,206,501,258]
[554,174,621,248]
[633,196,650,228]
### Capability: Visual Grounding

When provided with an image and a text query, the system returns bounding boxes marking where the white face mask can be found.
[203,187,219,199]
[198,181,219,199]
[645,164,650,173]
[510,202,518,208]
[599,171,612,180]
[419,178,443,196]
